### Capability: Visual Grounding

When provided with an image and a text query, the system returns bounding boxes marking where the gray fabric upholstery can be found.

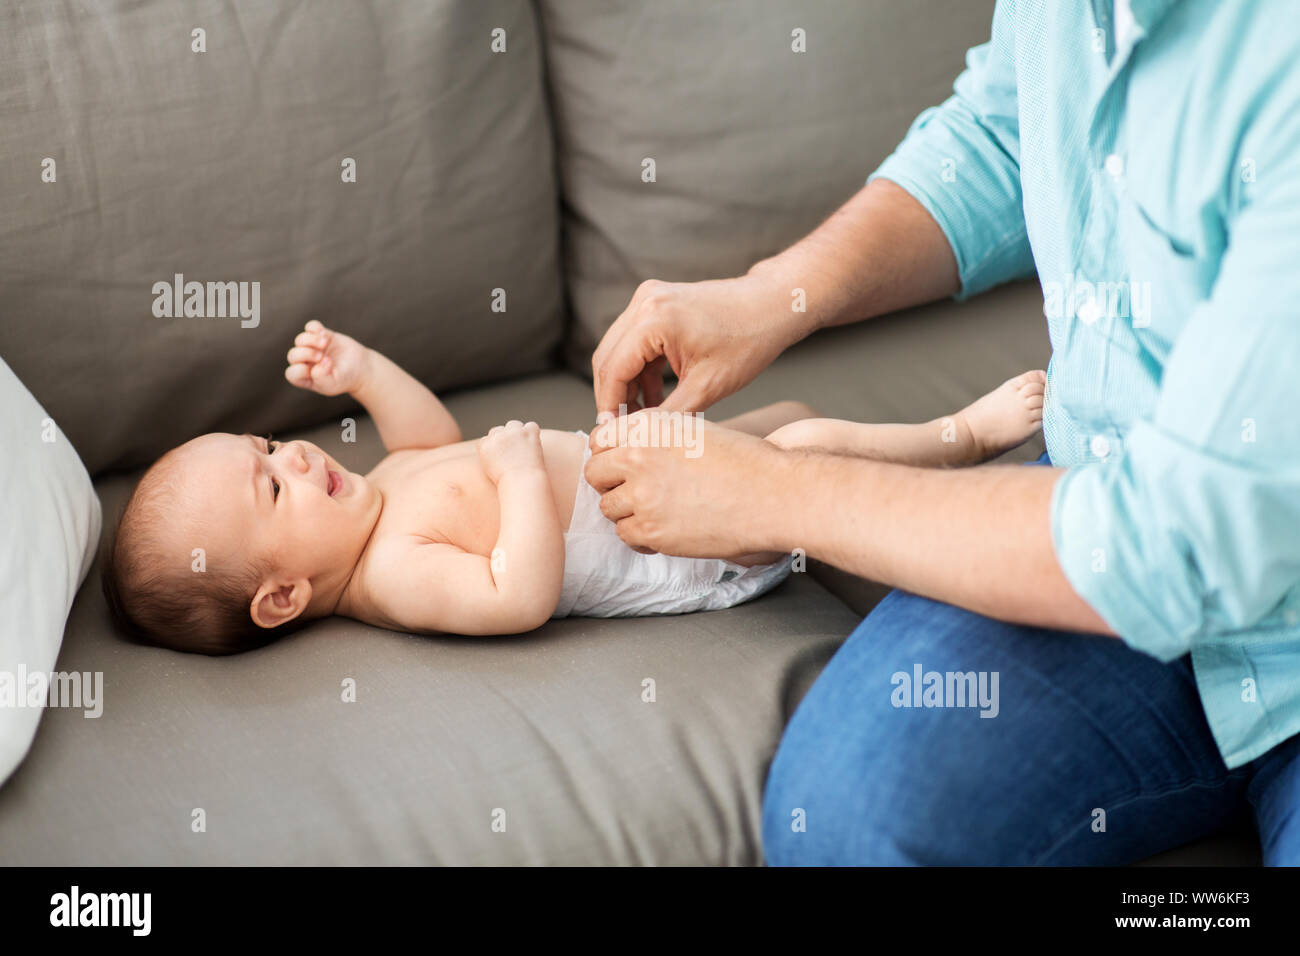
[2,370,861,865]
[0,0,563,476]
[537,0,998,368]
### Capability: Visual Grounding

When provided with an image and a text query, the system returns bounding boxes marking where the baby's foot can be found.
[953,370,1046,462]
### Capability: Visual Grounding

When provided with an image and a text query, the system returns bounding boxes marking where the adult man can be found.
[584,0,1300,864]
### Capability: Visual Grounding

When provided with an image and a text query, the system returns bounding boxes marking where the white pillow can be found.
[0,356,100,784]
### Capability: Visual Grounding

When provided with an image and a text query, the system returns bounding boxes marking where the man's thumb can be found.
[659,374,713,414]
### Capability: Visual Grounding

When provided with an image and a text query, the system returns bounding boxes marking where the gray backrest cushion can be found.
[0,0,563,476]
[537,0,996,371]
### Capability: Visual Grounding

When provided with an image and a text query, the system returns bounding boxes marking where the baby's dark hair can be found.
[102,451,277,656]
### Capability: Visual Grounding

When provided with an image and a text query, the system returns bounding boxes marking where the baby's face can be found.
[169,432,380,598]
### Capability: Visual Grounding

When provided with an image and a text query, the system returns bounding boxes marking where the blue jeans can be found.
[762,454,1300,865]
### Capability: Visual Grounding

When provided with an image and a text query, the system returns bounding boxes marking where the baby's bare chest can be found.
[364,431,585,557]
[369,448,502,556]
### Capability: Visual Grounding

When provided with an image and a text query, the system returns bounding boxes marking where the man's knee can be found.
[762,592,1032,865]
[761,603,944,864]
[762,730,922,865]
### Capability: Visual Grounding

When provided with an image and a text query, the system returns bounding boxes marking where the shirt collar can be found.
[1093,0,1180,58]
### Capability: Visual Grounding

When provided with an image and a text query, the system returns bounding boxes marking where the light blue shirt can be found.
[869,0,1300,768]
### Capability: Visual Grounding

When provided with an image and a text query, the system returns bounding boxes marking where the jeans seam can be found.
[1031,770,1251,865]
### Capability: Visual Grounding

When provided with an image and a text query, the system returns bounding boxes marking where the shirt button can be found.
[1077,299,1102,325]
[1090,435,1111,459]
[1104,153,1124,177]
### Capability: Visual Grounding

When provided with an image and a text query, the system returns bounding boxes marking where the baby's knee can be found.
[771,399,820,423]
[764,416,835,450]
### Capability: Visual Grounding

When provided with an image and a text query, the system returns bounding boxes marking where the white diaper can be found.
[552,431,793,618]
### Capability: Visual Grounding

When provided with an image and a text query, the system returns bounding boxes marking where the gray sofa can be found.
[0,0,1258,864]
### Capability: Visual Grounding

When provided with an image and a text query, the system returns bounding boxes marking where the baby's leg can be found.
[763,370,1045,468]
[943,369,1046,464]
[716,400,820,437]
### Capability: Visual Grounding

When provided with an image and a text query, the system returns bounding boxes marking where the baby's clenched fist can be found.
[284,320,373,397]
[478,421,545,484]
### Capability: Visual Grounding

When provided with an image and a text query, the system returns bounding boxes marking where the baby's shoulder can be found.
[367,440,477,480]
[365,446,423,480]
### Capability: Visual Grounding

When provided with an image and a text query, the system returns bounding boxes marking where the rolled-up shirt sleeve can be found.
[867,0,1035,298]
[1051,151,1300,661]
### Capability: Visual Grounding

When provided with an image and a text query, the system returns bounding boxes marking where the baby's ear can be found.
[250,578,312,629]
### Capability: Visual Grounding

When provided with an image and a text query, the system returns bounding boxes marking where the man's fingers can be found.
[598,486,634,522]
[637,356,666,408]
[589,407,652,453]
[593,311,671,416]
[583,445,627,493]
[592,302,638,414]
[591,302,633,385]
[594,334,653,417]
[623,379,643,415]
[611,518,657,555]
[589,418,616,453]
[658,370,713,414]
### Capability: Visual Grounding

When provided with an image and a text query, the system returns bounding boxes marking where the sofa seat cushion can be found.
[0,371,860,865]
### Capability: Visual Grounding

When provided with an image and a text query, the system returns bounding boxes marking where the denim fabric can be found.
[762,452,1300,864]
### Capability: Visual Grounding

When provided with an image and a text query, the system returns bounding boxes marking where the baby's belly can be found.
[538,428,587,527]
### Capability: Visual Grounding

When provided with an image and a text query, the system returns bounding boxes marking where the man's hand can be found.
[285,320,373,397]
[590,181,964,420]
[591,275,810,417]
[479,420,545,485]
[584,411,788,558]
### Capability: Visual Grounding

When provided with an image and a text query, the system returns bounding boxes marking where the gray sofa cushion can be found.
[537,0,996,369]
[0,0,564,476]
[0,370,860,865]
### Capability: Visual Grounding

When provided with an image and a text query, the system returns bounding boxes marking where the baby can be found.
[103,321,1045,655]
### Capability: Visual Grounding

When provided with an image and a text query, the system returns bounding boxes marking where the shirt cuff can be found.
[867,128,1034,298]
[1050,457,1204,661]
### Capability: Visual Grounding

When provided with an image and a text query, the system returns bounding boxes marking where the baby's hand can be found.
[284,320,372,397]
[478,421,545,484]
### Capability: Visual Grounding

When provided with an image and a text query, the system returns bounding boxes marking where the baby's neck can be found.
[310,493,384,624]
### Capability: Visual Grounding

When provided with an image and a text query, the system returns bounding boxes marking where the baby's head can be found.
[103,433,380,655]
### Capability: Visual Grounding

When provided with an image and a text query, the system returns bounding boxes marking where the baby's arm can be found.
[365,421,564,634]
[766,370,1045,467]
[285,320,461,451]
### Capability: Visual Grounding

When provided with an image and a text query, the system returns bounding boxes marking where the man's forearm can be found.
[747,178,962,335]
[757,451,1114,635]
